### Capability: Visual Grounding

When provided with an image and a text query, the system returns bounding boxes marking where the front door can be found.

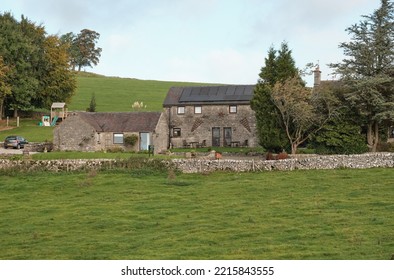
[140,132,150,151]
[212,127,221,147]
[224,127,232,147]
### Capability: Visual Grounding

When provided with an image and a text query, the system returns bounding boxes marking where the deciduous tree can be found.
[71,29,102,72]
[271,76,339,154]
[0,56,12,119]
[0,13,76,116]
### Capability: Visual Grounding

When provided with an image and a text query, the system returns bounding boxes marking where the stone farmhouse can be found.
[53,85,258,154]
[162,85,258,149]
[53,112,168,153]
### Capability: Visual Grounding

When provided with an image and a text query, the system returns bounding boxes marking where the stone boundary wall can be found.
[173,153,394,173]
[0,159,115,172]
[1,153,394,173]
[25,142,54,152]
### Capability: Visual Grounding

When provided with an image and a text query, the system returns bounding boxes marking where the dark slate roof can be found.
[77,112,161,132]
[163,85,255,107]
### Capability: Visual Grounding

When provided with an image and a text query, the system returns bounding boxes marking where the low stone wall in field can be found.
[1,153,394,173]
[0,159,114,172]
[172,153,394,173]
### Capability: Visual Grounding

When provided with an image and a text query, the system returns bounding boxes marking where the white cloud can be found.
[107,34,134,52]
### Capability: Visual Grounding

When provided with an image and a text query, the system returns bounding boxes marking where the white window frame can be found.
[113,133,124,144]
[177,106,185,115]
[194,106,202,114]
[229,105,237,114]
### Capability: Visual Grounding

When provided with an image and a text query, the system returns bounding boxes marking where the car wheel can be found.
[17,144,21,149]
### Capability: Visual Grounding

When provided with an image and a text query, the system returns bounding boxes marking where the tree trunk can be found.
[367,121,379,152]
[291,142,298,155]
[373,121,379,152]
[13,108,18,118]
[0,99,3,120]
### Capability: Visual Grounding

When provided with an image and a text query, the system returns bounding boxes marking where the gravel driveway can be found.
[0,147,37,155]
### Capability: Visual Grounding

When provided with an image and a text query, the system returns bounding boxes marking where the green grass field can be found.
[0,119,53,143]
[0,168,393,260]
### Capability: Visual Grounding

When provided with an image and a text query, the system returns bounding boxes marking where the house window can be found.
[113,133,124,144]
[194,106,202,114]
[229,105,237,114]
[173,128,181,137]
[177,106,185,114]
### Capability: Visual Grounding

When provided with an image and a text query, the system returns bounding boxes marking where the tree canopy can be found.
[252,42,341,154]
[0,12,76,117]
[330,0,394,151]
[251,42,299,152]
[60,29,102,72]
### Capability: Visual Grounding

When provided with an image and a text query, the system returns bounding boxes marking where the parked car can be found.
[3,136,29,149]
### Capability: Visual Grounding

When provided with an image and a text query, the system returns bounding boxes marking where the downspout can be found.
[168,107,172,149]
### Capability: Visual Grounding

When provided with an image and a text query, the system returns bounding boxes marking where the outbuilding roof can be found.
[76,112,161,132]
[51,102,67,108]
[163,85,255,107]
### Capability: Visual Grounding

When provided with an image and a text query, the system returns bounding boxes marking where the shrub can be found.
[124,135,138,147]
[276,152,288,160]
[376,142,394,152]
[87,93,97,112]
[266,152,275,160]
[106,146,124,153]
[313,119,368,154]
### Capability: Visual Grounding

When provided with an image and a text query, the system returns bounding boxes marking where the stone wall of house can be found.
[1,153,394,173]
[166,104,258,148]
[95,132,141,152]
[153,111,170,154]
[53,114,97,152]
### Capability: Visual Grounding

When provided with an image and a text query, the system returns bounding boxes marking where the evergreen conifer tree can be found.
[331,0,394,151]
[251,42,299,152]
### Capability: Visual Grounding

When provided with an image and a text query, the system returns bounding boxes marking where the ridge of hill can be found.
[70,72,217,112]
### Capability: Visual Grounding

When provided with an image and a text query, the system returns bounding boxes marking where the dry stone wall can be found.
[0,159,115,172]
[173,153,394,173]
[1,153,394,173]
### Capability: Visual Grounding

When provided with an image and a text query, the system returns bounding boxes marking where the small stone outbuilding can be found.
[53,112,168,154]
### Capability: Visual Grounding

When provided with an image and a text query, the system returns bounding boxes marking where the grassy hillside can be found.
[1,168,393,259]
[70,72,215,112]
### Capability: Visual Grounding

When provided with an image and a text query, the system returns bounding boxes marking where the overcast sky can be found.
[2,0,379,85]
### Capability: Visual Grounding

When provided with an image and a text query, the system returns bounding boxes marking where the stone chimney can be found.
[313,65,321,87]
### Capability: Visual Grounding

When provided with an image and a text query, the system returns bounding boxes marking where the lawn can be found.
[0,168,393,260]
[0,119,53,143]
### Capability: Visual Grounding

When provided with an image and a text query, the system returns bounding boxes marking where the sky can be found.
[2,0,380,86]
